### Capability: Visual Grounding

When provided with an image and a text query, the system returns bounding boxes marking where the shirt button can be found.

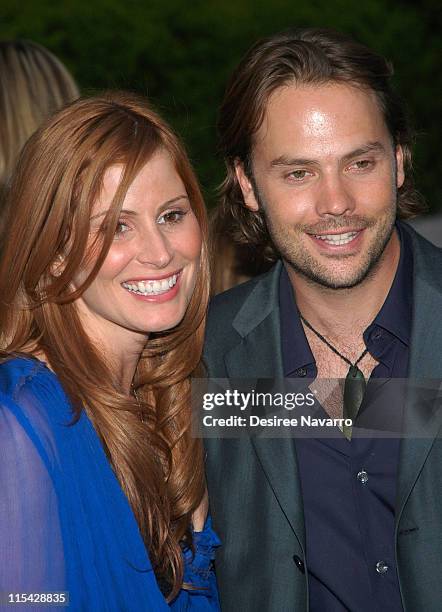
[293,555,305,574]
[372,329,383,340]
[376,561,389,574]
[296,367,307,377]
[357,470,369,484]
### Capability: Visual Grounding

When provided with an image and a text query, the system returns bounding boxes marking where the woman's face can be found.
[72,148,202,347]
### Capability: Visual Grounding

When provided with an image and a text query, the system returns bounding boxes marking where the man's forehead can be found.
[264,80,381,115]
[252,81,390,158]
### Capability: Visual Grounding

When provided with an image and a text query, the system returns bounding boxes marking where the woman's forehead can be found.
[91,153,187,218]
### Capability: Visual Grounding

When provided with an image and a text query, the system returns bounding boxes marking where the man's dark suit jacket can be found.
[203,224,442,611]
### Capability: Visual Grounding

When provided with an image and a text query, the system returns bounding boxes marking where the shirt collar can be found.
[366,221,413,347]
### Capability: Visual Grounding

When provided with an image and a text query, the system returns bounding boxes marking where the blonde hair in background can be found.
[0,92,210,599]
[0,40,79,200]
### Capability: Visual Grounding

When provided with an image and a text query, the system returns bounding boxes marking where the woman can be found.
[0,92,219,610]
[0,40,79,206]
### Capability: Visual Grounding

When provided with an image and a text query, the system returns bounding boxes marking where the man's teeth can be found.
[122,274,178,295]
[314,231,358,246]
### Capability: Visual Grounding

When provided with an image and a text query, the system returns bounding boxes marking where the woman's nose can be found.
[135,228,173,269]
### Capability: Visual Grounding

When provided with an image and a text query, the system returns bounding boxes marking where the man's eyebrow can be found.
[270,155,318,168]
[89,195,189,221]
[341,141,386,163]
[270,142,387,168]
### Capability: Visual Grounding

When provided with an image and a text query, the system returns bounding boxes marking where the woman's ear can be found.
[50,254,65,278]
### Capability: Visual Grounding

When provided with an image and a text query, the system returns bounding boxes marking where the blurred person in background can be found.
[0,92,219,610]
[0,40,79,206]
[209,206,272,294]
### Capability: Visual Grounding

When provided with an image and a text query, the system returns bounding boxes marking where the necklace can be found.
[299,313,367,439]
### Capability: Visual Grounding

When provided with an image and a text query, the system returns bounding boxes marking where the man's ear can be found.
[234,160,259,212]
[395,145,405,189]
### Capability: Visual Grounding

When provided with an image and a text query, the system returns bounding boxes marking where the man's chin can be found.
[286,253,384,290]
[298,269,371,290]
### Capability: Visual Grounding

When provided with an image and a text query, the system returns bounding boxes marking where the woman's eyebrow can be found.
[156,195,189,214]
[90,208,137,221]
[90,196,189,221]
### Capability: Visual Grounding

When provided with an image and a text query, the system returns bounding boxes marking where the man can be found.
[204,28,442,611]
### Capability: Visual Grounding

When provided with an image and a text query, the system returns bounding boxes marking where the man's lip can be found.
[122,270,181,283]
[307,228,364,236]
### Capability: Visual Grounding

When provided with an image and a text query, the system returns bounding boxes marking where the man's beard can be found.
[253,184,397,291]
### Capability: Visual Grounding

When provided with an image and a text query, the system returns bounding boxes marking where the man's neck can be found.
[286,230,401,342]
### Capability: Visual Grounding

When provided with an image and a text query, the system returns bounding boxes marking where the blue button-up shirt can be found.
[279,223,412,612]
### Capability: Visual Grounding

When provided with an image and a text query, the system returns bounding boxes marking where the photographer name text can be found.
[202,414,352,428]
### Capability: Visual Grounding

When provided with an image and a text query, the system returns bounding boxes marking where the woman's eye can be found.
[114,221,130,237]
[158,210,187,225]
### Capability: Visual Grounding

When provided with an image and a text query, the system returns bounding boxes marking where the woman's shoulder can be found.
[0,355,73,435]
[0,355,64,399]
[0,356,72,474]
[0,355,49,390]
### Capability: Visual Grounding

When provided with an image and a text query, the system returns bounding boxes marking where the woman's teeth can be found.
[122,274,178,296]
[314,231,358,246]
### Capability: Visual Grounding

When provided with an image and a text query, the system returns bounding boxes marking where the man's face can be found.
[235,83,405,289]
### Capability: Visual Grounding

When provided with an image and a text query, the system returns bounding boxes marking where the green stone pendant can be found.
[343,365,366,440]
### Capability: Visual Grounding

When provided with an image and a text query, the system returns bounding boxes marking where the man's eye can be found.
[288,170,310,180]
[351,159,373,170]
[158,210,186,225]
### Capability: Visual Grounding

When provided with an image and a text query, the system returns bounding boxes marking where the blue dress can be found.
[0,357,220,611]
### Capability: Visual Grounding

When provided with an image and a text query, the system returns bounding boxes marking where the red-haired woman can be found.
[0,93,219,610]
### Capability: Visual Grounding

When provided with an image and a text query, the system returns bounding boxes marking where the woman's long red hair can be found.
[0,92,210,599]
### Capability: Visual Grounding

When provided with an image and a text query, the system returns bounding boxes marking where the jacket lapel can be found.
[396,227,442,521]
[224,262,306,548]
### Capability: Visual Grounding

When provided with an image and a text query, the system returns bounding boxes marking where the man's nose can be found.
[135,227,173,268]
[315,173,356,217]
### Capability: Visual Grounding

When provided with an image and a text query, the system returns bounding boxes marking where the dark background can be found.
[1,0,441,211]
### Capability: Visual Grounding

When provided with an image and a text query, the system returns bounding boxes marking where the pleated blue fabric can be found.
[0,357,220,611]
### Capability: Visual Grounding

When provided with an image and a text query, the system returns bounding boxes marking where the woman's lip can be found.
[123,270,181,283]
[125,276,181,302]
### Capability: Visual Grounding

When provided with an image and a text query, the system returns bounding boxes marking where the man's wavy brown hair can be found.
[0,92,209,600]
[217,27,426,263]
